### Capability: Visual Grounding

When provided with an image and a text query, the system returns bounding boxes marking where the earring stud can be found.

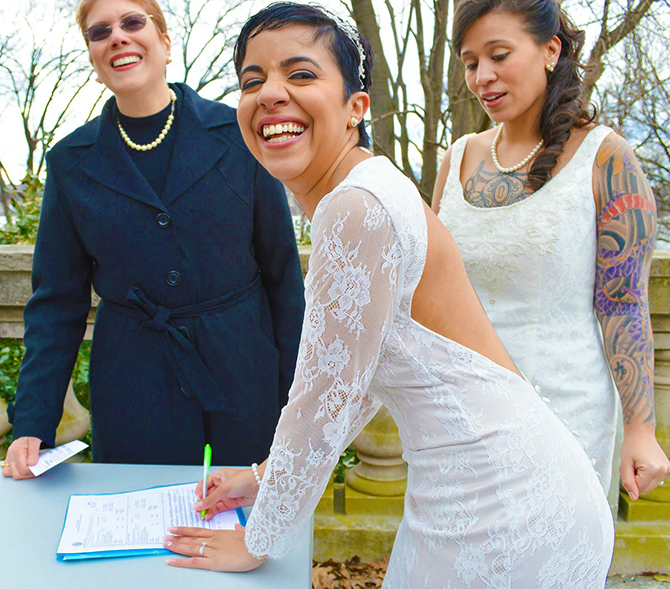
[546,62,555,73]
[350,117,359,128]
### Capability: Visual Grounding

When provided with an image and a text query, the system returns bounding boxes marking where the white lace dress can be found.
[436,126,618,494]
[245,157,614,588]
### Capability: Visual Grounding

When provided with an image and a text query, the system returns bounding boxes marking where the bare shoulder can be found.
[432,146,454,213]
[464,128,496,156]
[551,123,597,170]
[460,128,495,169]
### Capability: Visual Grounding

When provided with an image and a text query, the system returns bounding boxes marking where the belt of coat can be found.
[102,275,262,413]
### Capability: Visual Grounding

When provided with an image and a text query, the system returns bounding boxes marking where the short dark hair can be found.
[234,2,374,148]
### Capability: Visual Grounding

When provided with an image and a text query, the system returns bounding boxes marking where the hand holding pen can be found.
[194,460,267,520]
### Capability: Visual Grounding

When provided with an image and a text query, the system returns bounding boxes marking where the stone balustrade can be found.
[1,244,669,571]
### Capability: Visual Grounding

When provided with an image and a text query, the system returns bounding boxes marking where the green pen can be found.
[200,443,212,519]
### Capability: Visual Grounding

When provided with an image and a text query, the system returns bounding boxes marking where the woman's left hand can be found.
[164,524,264,572]
[620,424,670,500]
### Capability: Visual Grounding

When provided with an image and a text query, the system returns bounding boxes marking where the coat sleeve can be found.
[244,187,402,559]
[251,163,305,408]
[8,153,92,446]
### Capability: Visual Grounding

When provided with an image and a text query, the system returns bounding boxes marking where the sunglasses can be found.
[85,13,154,43]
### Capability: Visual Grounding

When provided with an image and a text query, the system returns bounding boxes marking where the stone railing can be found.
[1,244,669,572]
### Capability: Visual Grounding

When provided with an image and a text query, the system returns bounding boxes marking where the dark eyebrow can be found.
[240,64,264,77]
[280,56,323,70]
[461,39,510,58]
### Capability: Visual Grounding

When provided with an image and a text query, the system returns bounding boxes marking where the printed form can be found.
[28,440,89,477]
[57,483,241,555]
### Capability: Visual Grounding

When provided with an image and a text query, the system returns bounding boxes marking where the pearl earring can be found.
[546,62,555,73]
[350,117,359,128]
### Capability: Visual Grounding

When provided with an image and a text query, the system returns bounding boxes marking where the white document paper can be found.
[28,440,89,476]
[57,483,241,555]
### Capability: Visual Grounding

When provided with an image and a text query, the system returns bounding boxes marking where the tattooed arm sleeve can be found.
[593,133,657,426]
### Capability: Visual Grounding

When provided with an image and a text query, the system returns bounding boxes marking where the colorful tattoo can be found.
[594,133,657,425]
[463,161,532,207]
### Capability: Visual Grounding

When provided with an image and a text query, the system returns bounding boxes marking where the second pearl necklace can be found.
[118,88,177,152]
[491,124,544,174]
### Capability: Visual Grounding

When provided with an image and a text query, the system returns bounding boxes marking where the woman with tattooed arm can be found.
[432,0,670,500]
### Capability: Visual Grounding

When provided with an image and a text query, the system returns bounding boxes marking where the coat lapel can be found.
[69,85,236,210]
[75,100,166,211]
[160,85,233,207]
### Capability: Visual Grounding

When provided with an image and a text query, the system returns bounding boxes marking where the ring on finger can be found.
[659,480,665,487]
[199,541,208,557]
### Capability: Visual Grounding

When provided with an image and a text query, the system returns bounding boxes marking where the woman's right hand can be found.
[193,467,261,519]
[2,436,42,480]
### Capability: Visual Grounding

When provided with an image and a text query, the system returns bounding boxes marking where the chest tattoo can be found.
[463,160,533,207]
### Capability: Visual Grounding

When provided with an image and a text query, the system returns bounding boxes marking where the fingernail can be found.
[168,527,177,533]
[163,536,173,544]
[193,501,203,509]
[164,541,172,547]
[166,559,176,565]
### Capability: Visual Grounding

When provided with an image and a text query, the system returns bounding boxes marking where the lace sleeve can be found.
[244,187,403,559]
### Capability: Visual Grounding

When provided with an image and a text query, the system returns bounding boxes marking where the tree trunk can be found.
[415,0,449,203]
[0,162,11,223]
[350,0,397,159]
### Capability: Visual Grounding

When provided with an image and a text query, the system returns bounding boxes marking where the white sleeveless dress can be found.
[437,126,618,493]
[244,157,613,588]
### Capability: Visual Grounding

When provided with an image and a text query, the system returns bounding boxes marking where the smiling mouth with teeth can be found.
[262,122,305,143]
[113,55,141,68]
[483,93,505,102]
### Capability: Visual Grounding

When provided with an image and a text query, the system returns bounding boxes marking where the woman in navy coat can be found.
[2,0,304,478]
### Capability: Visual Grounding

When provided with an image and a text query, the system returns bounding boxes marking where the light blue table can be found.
[0,463,312,589]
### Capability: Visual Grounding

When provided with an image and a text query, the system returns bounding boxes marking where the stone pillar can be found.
[611,250,670,573]
[624,250,670,505]
[346,406,407,496]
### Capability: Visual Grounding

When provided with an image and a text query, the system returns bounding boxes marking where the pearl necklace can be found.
[117,88,177,152]
[491,124,544,174]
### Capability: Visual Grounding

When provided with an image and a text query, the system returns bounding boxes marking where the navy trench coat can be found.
[8,83,305,466]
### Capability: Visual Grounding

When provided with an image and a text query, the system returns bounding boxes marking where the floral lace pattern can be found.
[245,185,394,558]
[245,157,613,587]
[437,128,619,493]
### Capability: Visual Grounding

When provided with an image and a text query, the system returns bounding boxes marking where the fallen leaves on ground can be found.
[312,556,389,588]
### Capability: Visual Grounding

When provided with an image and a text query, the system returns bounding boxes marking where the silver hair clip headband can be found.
[311,4,366,90]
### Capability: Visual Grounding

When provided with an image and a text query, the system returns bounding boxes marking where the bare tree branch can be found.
[583,0,657,99]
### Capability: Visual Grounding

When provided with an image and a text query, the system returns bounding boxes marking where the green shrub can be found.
[0,339,92,457]
[333,444,360,484]
[0,174,43,245]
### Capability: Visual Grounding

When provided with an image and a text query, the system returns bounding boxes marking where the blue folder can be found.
[57,482,247,561]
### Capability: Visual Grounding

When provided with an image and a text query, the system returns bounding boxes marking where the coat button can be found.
[177,326,190,340]
[166,271,181,286]
[156,213,171,228]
